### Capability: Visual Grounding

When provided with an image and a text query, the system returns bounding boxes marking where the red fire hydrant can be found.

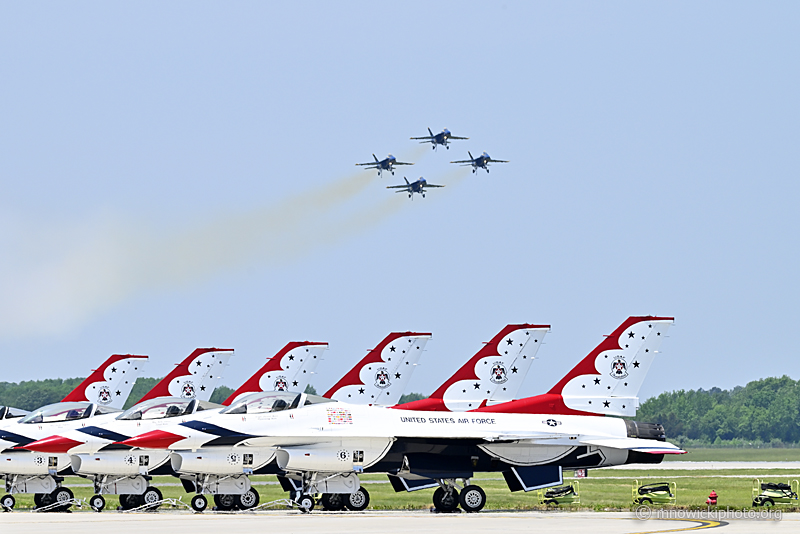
[706,490,718,505]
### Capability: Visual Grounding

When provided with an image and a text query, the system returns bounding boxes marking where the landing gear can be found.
[49,487,74,512]
[422,193,426,198]
[344,487,370,511]
[459,485,486,513]
[34,493,44,507]
[118,494,141,510]
[320,493,345,511]
[236,488,259,510]
[89,494,105,512]
[190,494,208,512]
[1,494,15,510]
[213,494,235,511]
[141,487,162,510]
[433,487,459,512]
[296,494,315,513]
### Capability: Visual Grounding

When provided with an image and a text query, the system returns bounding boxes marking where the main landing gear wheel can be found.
[320,493,345,511]
[344,487,370,511]
[118,494,138,510]
[190,494,208,512]
[51,487,74,512]
[296,494,315,513]
[1,494,15,510]
[432,487,459,512]
[214,494,236,511]
[34,493,44,507]
[141,487,162,510]
[459,485,486,513]
[236,488,259,510]
[89,494,105,512]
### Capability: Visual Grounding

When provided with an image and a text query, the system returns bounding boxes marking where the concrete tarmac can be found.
[1,510,798,534]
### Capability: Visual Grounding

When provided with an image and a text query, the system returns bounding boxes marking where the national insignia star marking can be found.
[389,346,396,352]
[506,338,513,345]
[395,373,401,379]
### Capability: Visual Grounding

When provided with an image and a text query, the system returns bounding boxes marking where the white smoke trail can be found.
[0,171,406,339]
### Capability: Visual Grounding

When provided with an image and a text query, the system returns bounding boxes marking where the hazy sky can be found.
[1,2,798,403]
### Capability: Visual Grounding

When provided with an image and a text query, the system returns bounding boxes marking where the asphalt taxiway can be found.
[1,510,797,534]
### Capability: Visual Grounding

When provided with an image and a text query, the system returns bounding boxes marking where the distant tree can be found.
[398,393,427,405]
[304,384,317,395]
[210,386,235,405]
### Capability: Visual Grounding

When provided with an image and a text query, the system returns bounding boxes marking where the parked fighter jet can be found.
[0,353,149,511]
[387,177,444,199]
[1,349,231,511]
[411,128,468,150]
[450,151,509,173]
[355,154,413,177]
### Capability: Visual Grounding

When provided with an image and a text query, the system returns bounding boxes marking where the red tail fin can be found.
[61,354,148,409]
[138,348,233,403]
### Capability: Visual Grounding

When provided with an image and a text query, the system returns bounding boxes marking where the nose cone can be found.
[119,429,185,450]
[23,435,84,454]
[443,129,451,134]
[483,152,489,158]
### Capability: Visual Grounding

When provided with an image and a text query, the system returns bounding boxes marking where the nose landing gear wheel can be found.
[296,494,315,513]
[90,494,105,512]
[191,494,208,512]
[344,487,370,511]
[432,487,459,512]
[236,488,260,510]
[459,485,486,513]
[1,494,15,510]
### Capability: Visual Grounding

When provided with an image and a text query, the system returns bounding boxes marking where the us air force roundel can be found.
[610,356,628,379]
[489,361,508,384]
[374,367,391,389]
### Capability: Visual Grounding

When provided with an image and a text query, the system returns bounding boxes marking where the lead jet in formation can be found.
[411,128,468,150]
[450,151,509,173]
[387,177,444,199]
[355,154,413,177]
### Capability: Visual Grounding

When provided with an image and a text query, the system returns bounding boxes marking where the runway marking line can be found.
[625,518,728,534]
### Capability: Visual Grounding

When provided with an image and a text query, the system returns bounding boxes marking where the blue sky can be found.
[1,2,798,402]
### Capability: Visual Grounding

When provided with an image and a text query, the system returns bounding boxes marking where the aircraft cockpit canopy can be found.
[117,398,219,421]
[0,406,29,420]
[19,402,119,424]
[221,392,334,415]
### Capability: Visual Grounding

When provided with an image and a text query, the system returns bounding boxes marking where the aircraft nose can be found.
[22,435,84,454]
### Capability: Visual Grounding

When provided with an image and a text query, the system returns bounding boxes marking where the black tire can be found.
[141,487,162,510]
[214,494,236,511]
[1,494,15,510]
[296,494,315,513]
[459,485,486,513]
[641,498,653,505]
[119,494,136,510]
[753,499,760,507]
[236,488,260,510]
[344,488,370,511]
[191,494,208,512]
[90,494,105,512]
[544,499,556,505]
[39,492,54,509]
[51,487,74,512]
[432,487,460,512]
[320,493,345,511]
[764,498,775,507]
[34,493,44,507]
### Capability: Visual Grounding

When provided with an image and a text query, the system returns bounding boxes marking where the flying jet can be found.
[410,128,468,150]
[355,154,413,177]
[1,348,232,512]
[450,151,509,173]
[387,177,444,199]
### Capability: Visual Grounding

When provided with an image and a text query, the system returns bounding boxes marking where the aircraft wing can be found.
[394,162,414,166]
[490,159,510,163]
[423,184,444,188]
[386,185,409,189]
[410,136,433,140]
[448,136,469,140]
[449,159,473,164]
[355,162,379,167]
